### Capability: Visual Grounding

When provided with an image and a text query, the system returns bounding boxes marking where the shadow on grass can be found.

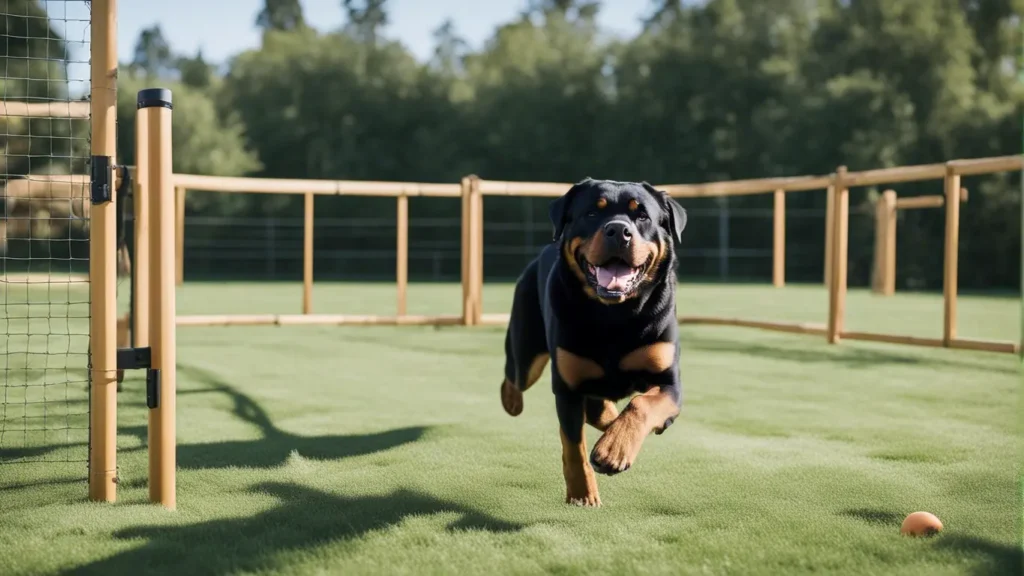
[3,364,429,475]
[683,335,1017,374]
[932,535,1024,576]
[68,481,523,576]
[114,364,430,470]
[0,476,84,492]
[840,508,903,526]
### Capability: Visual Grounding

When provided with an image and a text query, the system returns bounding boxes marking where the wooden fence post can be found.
[827,167,849,344]
[772,189,785,287]
[174,186,185,285]
[460,176,473,325]
[396,192,408,316]
[303,192,314,314]
[824,184,835,287]
[871,189,897,296]
[470,175,484,325]
[942,164,961,346]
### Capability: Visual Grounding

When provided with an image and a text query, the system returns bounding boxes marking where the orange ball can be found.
[901,511,943,537]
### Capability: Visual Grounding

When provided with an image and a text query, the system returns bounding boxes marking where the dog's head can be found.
[549,178,687,305]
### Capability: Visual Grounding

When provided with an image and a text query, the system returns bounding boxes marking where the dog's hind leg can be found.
[501,259,549,417]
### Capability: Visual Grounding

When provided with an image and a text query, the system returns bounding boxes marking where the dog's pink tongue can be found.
[596,262,634,291]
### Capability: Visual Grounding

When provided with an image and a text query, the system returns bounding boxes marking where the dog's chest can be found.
[555,336,675,399]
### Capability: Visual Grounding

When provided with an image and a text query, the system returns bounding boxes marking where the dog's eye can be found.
[585,210,598,218]
[637,210,650,221]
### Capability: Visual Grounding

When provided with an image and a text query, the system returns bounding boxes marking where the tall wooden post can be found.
[88,0,119,504]
[140,88,177,510]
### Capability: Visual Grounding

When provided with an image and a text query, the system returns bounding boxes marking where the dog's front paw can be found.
[565,479,601,507]
[590,423,642,475]
[500,379,523,416]
[566,491,602,507]
[563,459,601,507]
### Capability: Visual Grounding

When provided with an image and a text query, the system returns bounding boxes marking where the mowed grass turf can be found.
[0,280,1020,575]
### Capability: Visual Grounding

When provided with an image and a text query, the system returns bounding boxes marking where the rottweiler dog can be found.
[499,177,687,507]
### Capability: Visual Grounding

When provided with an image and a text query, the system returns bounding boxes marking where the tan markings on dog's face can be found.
[640,236,666,285]
[564,234,604,302]
[577,231,655,271]
[618,342,676,374]
[628,198,639,211]
[596,197,608,209]
[555,347,604,390]
[564,236,587,283]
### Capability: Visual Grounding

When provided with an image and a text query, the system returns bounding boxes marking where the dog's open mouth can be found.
[582,255,651,298]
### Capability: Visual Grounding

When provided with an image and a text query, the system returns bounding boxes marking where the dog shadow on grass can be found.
[840,508,1022,576]
[67,481,523,576]
[114,363,431,471]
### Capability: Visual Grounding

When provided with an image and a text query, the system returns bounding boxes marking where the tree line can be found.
[3,0,1022,288]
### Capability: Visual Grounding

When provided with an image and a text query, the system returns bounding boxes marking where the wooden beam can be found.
[1,100,90,118]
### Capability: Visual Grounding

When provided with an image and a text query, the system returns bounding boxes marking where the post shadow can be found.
[66,481,524,576]
[3,364,430,479]
[682,334,1018,374]
[150,364,432,470]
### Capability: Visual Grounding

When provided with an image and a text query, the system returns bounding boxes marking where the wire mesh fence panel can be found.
[1,0,92,467]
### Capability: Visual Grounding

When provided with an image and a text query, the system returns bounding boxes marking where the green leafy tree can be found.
[131,25,175,79]
[342,0,389,46]
[256,0,306,32]
[177,49,214,89]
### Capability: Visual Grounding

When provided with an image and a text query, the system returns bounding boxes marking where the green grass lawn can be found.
[0,280,1021,575]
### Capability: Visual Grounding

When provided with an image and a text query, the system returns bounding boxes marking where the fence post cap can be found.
[137,88,173,110]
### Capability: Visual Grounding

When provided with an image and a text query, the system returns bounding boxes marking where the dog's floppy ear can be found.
[549,177,592,242]
[642,182,687,244]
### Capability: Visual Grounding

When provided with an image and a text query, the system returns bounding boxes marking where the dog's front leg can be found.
[589,383,680,475]
[556,391,601,507]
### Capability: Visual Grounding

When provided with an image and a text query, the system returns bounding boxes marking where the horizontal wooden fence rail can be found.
[169,173,463,326]
[0,100,91,118]
[138,155,1023,355]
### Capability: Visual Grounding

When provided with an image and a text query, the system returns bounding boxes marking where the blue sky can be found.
[44,0,653,96]
[114,0,650,63]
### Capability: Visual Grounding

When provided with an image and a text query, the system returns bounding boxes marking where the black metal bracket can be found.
[115,164,132,249]
[117,346,151,371]
[90,155,113,204]
[118,346,160,409]
[146,369,161,409]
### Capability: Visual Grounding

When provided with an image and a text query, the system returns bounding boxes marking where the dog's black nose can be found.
[604,221,632,245]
